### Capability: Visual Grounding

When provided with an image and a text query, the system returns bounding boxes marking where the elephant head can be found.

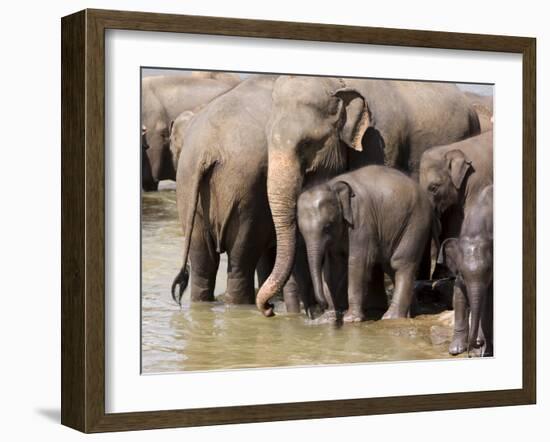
[297,181,354,311]
[141,126,158,192]
[142,119,177,190]
[438,236,493,354]
[256,76,371,317]
[419,148,473,215]
[169,110,195,171]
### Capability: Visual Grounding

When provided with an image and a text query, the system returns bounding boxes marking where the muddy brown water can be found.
[141,183,457,373]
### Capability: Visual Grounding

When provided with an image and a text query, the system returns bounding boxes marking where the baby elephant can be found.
[297,165,433,322]
[438,185,493,357]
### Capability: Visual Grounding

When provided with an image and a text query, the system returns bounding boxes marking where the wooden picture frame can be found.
[61,8,536,433]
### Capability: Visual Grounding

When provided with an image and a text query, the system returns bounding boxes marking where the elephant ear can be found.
[437,238,460,275]
[445,149,472,189]
[332,87,371,152]
[141,125,149,150]
[332,181,355,227]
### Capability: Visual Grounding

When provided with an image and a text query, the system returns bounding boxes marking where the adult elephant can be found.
[419,130,493,249]
[141,73,241,191]
[190,71,242,83]
[171,75,277,305]
[256,75,481,317]
[464,92,493,133]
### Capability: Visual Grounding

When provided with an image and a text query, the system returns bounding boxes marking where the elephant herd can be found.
[141,71,494,358]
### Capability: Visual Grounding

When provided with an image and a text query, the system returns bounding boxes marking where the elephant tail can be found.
[171,159,215,306]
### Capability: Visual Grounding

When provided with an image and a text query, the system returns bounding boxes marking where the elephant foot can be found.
[308,310,340,324]
[381,304,407,320]
[449,332,468,356]
[305,304,324,320]
[190,292,215,302]
[321,310,338,322]
[343,310,365,323]
[223,290,255,305]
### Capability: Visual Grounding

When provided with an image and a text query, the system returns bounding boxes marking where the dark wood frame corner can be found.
[61,8,536,433]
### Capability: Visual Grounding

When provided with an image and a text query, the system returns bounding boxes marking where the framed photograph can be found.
[61,9,536,433]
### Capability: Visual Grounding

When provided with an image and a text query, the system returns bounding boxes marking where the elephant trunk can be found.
[467,283,486,356]
[306,242,329,311]
[431,210,442,253]
[256,149,303,317]
[147,144,163,184]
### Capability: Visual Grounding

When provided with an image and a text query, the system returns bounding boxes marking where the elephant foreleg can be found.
[283,236,310,315]
[256,247,275,289]
[344,241,369,323]
[449,280,469,355]
[282,274,301,314]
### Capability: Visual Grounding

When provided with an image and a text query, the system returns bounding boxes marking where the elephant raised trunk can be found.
[256,149,303,317]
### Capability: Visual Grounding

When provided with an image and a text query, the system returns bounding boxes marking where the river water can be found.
[141,184,457,374]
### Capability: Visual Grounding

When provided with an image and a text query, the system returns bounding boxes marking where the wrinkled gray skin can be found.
[171,76,277,305]
[438,185,493,356]
[256,75,481,317]
[298,166,432,321]
[464,92,493,133]
[419,131,493,259]
[141,73,240,191]
[169,110,196,169]
[189,71,243,82]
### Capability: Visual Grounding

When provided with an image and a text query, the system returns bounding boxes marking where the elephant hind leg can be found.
[225,239,261,305]
[225,259,256,304]
[189,222,219,302]
[382,263,416,319]
[364,264,388,319]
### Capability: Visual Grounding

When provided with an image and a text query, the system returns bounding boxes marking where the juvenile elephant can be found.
[141,73,241,190]
[256,75,481,317]
[297,166,433,321]
[171,75,276,305]
[419,130,493,257]
[438,185,493,356]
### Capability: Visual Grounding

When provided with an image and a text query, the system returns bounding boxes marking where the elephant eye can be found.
[428,183,441,193]
[300,138,313,149]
